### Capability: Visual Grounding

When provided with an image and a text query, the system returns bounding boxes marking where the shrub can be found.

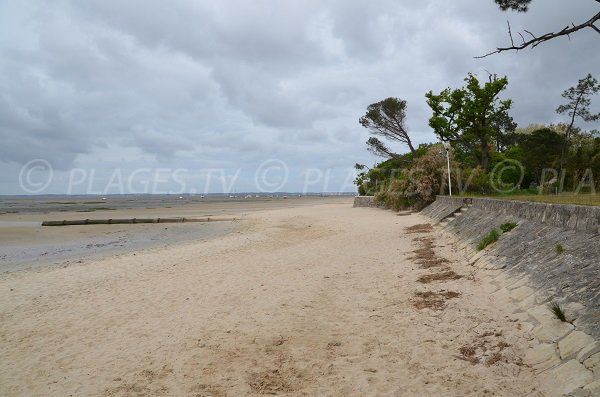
[549,302,567,322]
[375,180,418,211]
[458,167,492,195]
[477,229,500,251]
[500,222,518,233]
[374,144,460,211]
[357,184,367,196]
[555,243,564,255]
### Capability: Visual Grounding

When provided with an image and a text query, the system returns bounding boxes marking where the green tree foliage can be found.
[564,131,600,191]
[354,144,431,196]
[359,97,416,157]
[375,144,458,210]
[426,73,514,172]
[513,128,564,185]
[556,73,600,170]
[354,72,600,201]
[492,111,518,151]
[366,137,399,159]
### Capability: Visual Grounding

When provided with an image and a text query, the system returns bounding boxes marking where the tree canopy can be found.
[557,73,600,126]
[556,73,600,169]
[514,128,564,184]
[494,0,532,12]
[359,97,416,157]
[425,73,514,171]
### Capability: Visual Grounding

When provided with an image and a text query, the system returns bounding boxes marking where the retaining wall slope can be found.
[421,196,600,396]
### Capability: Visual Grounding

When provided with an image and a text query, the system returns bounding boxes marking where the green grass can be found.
[500,222,518,233]
[500,194,600,206]
[476,222,518,251]
[477,229,500,251]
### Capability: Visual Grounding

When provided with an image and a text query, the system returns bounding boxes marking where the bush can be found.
[374,144,460,211]
[477,229,500,251]
[458,167,492,195]
[357,184,368,196]
[555,243,564,255]
[375,180,418,211]
[500,222,518,233]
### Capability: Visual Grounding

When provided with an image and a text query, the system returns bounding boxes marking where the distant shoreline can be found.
[0,194,354,215]
[0,196,351,273]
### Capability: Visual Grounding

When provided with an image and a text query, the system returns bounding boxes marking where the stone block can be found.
[482,258,503,270]
[584,352,600,372]
[576,206,600,234]
[539,360,593,397]
[577,342,600,363]
[506,276,531,291]
[583,379,600,395]
[468,250,486,265]
[528,304,555,324]
[517,294,537,313]
[511,311,531,323]
[510,286,535,302]
[492,273,510,287]
[559,331,596,360]
[564,302,586,323]
[519,321,535,334]
[524,343,558,366]
[533,321,574,343]
[532,354,562,374]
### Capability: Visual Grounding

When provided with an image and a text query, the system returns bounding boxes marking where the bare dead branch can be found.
[476,11,600,58]
[507,21,515,46]
[523,29,536,40]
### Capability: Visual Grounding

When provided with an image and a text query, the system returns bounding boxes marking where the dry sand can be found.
[0,200,545,396]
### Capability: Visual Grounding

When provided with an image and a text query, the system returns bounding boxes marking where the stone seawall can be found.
[421,196,600,396]
[353,196,384,208]
[470,198,600,234]
[422,196,600,234]
[419,196,472,222]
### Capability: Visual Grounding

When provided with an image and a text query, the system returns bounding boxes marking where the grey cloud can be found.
[0,0,599,193]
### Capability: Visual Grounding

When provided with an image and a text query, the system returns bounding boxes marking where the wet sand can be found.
[0,196,344,272]
[0,200,545,396]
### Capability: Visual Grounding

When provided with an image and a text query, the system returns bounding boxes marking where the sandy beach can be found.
[0,200,545,396]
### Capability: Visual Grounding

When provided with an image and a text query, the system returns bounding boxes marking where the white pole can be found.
[444,143,452,196]
[447,152,452,196]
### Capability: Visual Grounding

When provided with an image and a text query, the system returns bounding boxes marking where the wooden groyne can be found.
[41,217,236,226]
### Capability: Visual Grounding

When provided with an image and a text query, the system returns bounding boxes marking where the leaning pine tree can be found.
[359,97,417,158]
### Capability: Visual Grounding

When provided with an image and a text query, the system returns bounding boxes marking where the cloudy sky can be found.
[1,0,599,194]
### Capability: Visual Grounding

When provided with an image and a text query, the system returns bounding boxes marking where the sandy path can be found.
[0,202,544,396]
